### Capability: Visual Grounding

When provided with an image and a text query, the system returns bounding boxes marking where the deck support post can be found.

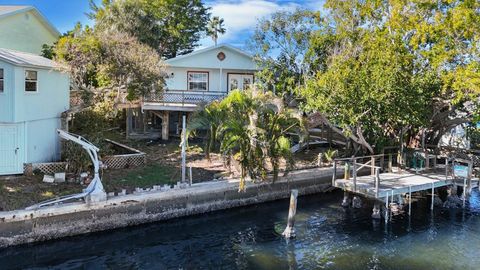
[372,203,381,219]
[341,191,351,207]
[388,154,392,173]
[181,115,187,183]
[463,177,467,208]
[385,192,389,224]
[408,185,412,216]
[375,169,380,198]
[282,189,298,239]
[431,182,434,211]
[352,196,362,208]
[332,161,337,186]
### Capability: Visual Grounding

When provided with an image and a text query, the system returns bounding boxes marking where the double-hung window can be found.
[25,70,37,92]
[0,68,4,93]
[188,72,208,91]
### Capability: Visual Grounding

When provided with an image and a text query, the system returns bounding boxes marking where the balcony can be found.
[142,90,227,111]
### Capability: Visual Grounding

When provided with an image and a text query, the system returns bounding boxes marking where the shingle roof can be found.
[0,48,57,69]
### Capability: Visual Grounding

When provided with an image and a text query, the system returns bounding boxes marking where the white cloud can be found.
[201,0,326,48]
[205,0,300,43]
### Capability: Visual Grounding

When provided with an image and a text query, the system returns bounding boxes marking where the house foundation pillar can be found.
[161,111,169,141]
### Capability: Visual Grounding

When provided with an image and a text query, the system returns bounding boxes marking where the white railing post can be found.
[445,157,448,180]
[375,168,380,198]
[352,158,357,192]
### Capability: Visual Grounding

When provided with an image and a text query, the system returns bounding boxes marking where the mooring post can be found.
[282,189,299,239]
[408,185,412,216]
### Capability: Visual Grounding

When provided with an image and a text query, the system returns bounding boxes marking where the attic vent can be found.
[217,52,226,61]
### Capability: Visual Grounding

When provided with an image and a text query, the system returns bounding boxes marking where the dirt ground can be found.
[0,134,338,211]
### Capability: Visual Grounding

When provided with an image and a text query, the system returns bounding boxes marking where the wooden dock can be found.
[335,171,452,198]
[332,152,479,202]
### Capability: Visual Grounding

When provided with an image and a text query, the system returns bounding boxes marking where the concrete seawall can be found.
[0,167,339,248]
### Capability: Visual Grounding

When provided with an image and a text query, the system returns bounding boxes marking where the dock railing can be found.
[333,154,388,198]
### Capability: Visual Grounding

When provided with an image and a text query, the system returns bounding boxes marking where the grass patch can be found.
[103,164,178,192]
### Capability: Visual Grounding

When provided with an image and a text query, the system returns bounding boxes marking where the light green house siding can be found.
[165,45,258,93]
[0,10,58,55]
[0,58,69,174]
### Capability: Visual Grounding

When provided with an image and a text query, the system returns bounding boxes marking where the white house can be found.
[0,5,60,55]
[0,6,68,175]
[127,44,259,140]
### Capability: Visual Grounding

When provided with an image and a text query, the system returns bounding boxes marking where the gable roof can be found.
[0,5,60,37]
[165,44,253,63]
[0,48,58,69]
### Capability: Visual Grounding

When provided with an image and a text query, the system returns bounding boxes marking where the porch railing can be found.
[144,90,227,106]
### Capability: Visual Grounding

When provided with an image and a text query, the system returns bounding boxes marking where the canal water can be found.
[1,189,480,270]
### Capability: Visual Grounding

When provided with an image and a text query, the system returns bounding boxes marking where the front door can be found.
[0,124,22,175]
[228,74,254,92]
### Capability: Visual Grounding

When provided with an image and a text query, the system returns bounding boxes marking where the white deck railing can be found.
[144,90,227,106]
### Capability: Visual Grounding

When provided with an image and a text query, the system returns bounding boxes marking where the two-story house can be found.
[0,6,68,175]
[126,44,259,140]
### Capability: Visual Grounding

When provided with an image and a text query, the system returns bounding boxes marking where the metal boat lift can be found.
[26,129,107,210]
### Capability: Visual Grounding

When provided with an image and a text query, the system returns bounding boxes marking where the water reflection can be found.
[0,190,479,269]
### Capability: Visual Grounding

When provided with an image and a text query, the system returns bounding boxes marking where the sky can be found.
[0,0,325,49]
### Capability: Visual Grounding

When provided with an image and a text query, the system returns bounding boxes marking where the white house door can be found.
[0,124,23,175]
[228,74,254,92]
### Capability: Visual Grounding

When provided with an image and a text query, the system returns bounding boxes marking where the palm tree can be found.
[189,88,305,191]
[207,16,226,46]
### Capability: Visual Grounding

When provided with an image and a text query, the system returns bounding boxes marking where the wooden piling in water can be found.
[282,189,298,239]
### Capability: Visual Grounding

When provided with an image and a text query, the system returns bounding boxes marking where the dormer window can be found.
[25,70,37,92]
[0,68,4,93]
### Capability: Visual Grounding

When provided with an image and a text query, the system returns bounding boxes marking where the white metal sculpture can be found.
[26,129,107,210]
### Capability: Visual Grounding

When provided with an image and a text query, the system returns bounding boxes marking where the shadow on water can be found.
[1,189,480,269]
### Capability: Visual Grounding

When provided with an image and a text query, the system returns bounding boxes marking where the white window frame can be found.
[25,70,38,92]
[187,71,208,91]
[0,68,4,93]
